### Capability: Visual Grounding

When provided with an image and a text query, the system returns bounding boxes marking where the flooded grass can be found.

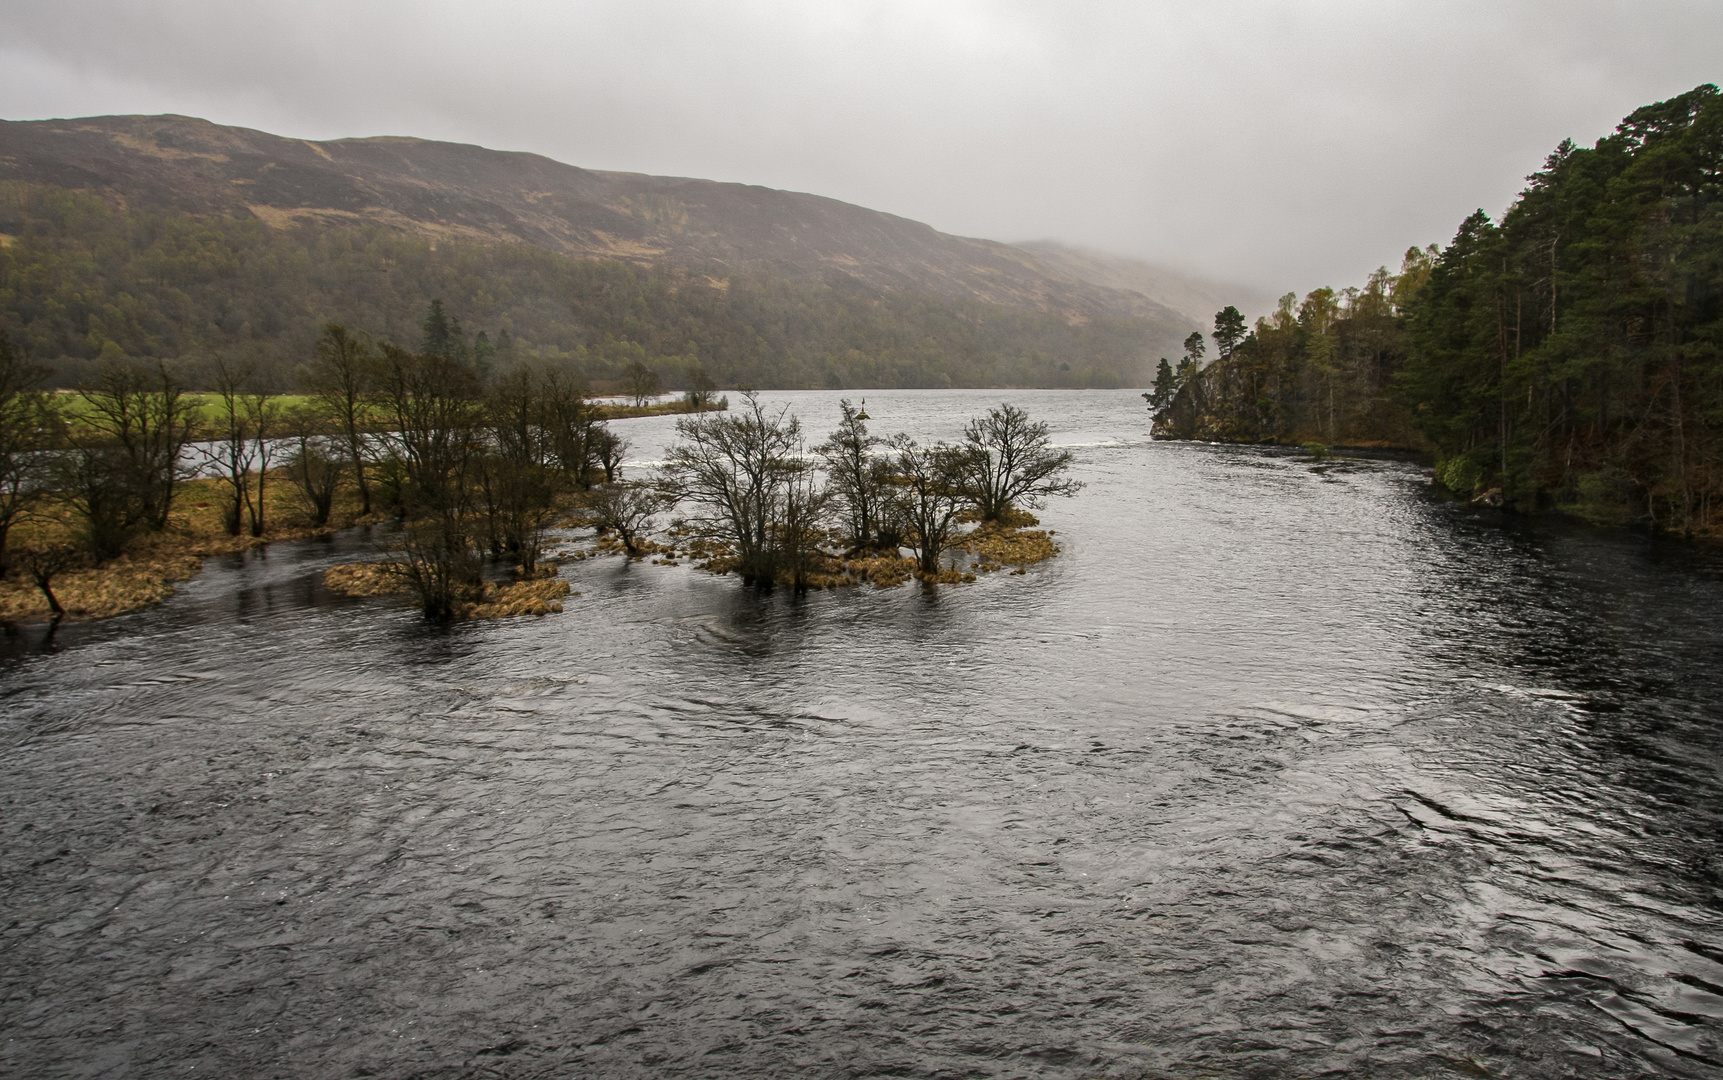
[0,473,374,622]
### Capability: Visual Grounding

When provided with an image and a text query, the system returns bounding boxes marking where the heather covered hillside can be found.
[0,115,1213,389]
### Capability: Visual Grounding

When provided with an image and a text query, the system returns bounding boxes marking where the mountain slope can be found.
[0,114,1185,327]
[1015,241,1275,331]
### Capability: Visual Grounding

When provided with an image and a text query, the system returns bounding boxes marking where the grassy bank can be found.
[0,474,373,623]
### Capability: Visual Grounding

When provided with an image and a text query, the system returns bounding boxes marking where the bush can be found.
[1435,456,1483,495]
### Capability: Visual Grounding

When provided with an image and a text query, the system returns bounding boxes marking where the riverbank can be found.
[591,397,728,421]
[0,476,374,623]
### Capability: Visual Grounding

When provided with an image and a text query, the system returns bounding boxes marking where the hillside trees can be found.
[1151,83,1723,532]
[1151,252,1429,447]
[0,181,1179,391]
[1396,84,1723,527]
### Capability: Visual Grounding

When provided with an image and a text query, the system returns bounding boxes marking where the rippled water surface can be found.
[4,389,1722,1079]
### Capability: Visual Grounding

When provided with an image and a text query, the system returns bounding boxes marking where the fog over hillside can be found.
[1013,242,1278,329]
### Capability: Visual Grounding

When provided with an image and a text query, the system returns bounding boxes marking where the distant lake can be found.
[4,389,1721,1078]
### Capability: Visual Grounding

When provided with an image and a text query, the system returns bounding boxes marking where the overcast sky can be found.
[2,1,1717,295]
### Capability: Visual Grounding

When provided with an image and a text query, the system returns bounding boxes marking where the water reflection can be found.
[1,390,1720,1078]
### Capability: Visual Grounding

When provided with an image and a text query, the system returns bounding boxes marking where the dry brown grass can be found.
[323,561,409,597]
[801,553,918,589]
[325,560,573,619]
[1,472,374,622]
[915,566,978,585]
[458,577,572,619]
[557,508,1062,595]
[953,515,1060,571]
[0,544,202,622]
[592,534,667,560]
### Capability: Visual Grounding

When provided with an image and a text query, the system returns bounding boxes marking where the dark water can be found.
[3,389,1721,1079]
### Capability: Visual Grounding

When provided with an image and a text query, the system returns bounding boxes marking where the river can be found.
[3,389,1721,1078]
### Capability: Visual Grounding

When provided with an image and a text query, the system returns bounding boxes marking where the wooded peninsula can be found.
[1150,84,1722,535]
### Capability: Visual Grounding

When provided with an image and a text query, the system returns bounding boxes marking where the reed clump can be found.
[796,552,917,589]
[323,560,410,597]
[457,577,572,619]
[593,534,668,560]
[325,559,571,618]
[953,511,1060,572]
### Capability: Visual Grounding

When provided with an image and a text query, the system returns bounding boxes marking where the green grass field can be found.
[51,391,323,424]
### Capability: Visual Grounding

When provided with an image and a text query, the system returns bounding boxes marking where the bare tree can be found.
[65,360,195,556]
[774,448,830,590]
[817,398,893,553]
[624,360,663,407]
[477,365,561,574]
[0,335,52,575]
[887,434,968,576]
[302,323,376,514]
[281,406,344,527]
[375,344,485,619]
[583,482,665,558]
[539,364,603,489]
[683,367,718,410]
[957,403,1081,522]
[15,542,85,621]
[659,392,815,587]
[593,428,628,484]
[204,358,278,538]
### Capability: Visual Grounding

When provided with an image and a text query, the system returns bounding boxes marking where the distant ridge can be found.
[0,114,1191,327]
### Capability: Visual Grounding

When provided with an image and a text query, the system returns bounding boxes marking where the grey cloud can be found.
[2,0,1717,298]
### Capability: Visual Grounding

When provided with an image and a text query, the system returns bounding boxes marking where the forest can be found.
[1152,84,1723,534]
[0,182,1164,392]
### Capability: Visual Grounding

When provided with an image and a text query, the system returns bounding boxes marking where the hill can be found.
[0,114,1189,322]
[0,115,1203,390]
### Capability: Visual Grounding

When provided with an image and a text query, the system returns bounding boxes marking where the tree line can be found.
[0,297,1081,620]
[1151,84,1723,532]
[0,304,634,618]
[0,181,1177,394]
